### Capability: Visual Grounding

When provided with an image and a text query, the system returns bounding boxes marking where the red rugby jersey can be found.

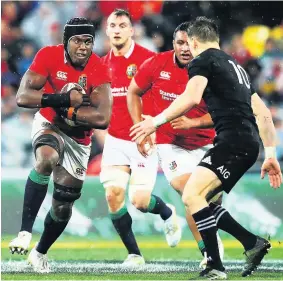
[134,50,215,150]
[102,42,155,141]
[29,44,110,145]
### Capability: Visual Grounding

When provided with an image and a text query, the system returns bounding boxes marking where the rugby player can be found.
[9,17,112,273]
[100,9,181,266]
[130,17,282,279]
[127,21,224,267]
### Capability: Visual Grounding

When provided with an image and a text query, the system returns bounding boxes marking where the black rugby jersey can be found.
[188,48,259,142]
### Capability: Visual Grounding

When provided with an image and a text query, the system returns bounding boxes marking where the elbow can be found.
[90,114,110,130]
[16,94,28,107]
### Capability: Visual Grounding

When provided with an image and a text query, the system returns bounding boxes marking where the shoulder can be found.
[134,43,155,59]
[37,44,64,56]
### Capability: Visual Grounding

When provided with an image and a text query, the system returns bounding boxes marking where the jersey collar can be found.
[110,40,135,59]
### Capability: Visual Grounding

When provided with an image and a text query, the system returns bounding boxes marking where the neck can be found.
[196,42,220,56]
[112,38,133,56]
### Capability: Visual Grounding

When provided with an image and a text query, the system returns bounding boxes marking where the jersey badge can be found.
[169,160,178,171]
[126,64,137,79]
[78,74,87,90]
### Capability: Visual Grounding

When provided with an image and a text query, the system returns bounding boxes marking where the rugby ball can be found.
[60,83,86,127]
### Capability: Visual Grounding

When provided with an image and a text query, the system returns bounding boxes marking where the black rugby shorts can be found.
[198,140,259,193]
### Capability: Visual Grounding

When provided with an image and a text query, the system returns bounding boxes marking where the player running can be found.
[100,9,181,266]
[130,17,282,279]
[9,17,112,273]
[127,21,224,267]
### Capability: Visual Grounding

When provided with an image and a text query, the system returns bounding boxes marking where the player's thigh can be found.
[183,166,222,200]
[31,113,64,160]
[198,141,259,194]
[128,145,158,202]
[100,134,131,190]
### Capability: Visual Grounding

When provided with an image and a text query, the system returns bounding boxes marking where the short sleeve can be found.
[29,47,51,77]
[188,55,211,79]
[134,56,156,91]
[92,60,111,87]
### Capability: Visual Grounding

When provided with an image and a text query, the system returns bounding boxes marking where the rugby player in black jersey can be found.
[130,17,282,279]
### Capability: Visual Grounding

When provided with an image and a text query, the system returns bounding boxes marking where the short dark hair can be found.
[187,16,219,43]
[112,8,133,25]
[173,21,190,40]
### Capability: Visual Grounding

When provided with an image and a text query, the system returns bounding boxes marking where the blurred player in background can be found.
[130,17,282,279]
[127,21,224,268]
[9,17,112,273]
[100,9,181,266]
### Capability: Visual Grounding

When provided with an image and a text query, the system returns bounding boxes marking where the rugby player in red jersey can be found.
[8,17,112,273]
[127,21,223,267]
[100,9,181,266]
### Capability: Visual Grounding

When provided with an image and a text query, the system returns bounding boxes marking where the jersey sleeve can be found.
[92,60,111,87]
[250,84,257,96]
[134,56,156,91]
[188,54,211,79]
[29,47,51,77]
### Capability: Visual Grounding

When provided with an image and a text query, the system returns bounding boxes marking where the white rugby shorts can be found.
[101,133,158,187]
[31,112,91,181]
[157,143,213,183]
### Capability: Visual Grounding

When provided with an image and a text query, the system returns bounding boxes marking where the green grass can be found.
[2,235,283,280]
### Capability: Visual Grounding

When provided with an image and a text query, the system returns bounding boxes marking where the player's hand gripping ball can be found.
[60,83,86,127]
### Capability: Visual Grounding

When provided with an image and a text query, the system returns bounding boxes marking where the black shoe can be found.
[242,236,271,277]
[200,263,226,279]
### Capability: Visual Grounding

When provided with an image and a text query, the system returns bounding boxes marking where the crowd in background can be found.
[2,1,283,170]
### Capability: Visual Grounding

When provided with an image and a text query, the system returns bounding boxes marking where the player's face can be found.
[173,31,192,66]
[106,14,133,49]
[68,35,93,66]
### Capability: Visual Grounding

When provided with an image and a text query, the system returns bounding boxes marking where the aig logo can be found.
[56,71,67,81]
[160,71,171,80]
[217,165,230,179]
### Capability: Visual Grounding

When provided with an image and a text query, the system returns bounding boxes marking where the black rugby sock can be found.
[193,207,223,269]
[110,206,141,256]
[147,195,172,220]
[36,210,68,254]
[20,169,50,233]
[210,203,257,251]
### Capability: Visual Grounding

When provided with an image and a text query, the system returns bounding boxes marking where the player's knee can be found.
[52,202,73,221]
[35,147,59,174]
[130,190,151,212]
[105,186,125,212]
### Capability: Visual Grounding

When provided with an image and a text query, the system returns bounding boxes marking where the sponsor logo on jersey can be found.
[78,74,87,90]
[160,71,171,80]
[111,86,128,97]
[169,160,177,171]
[126,64,137,79]
[159,89,178,101]
[217,165,230,179]
[202,156,212,165]
[56,71,67,81]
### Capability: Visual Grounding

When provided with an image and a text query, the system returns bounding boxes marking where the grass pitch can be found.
[1,235,283,280]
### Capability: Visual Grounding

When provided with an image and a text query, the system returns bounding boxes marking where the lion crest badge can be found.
[126,64,137,79]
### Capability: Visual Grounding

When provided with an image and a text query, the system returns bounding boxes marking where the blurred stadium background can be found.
[1,1,283,279]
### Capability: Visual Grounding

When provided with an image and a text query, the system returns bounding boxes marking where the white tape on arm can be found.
[265,146,276,159]
[153,112,167,128]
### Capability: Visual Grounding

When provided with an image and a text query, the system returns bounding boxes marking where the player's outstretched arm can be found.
[171,113,213,130]
[74,83,112,129]
[127,78,155,157]
[251,93,282,188]
[130,75,207,142]
[16,70,89,109]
